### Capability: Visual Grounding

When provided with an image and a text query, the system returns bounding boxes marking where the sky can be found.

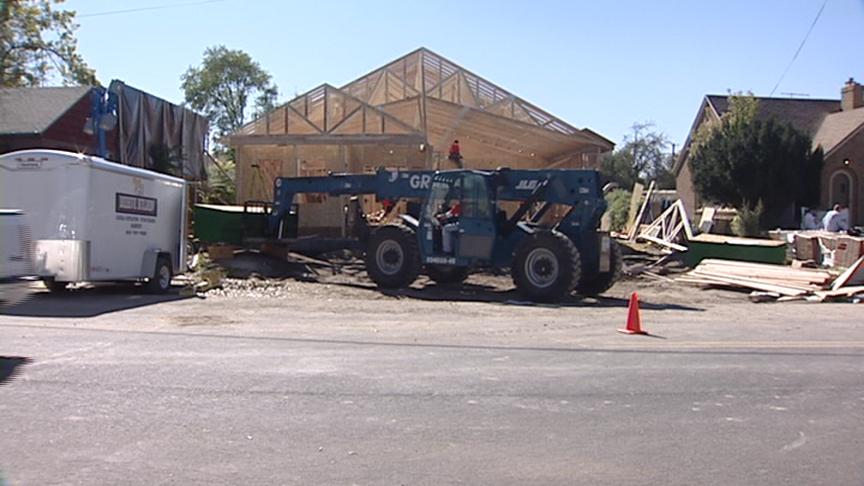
[64,0,864,150]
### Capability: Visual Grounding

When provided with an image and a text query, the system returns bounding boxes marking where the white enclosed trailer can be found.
[0,149,187,292]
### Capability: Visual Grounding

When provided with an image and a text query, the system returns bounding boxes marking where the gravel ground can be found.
[202,265,745,308]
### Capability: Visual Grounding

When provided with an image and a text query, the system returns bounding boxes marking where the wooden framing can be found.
[230,134,427,146]
[228,48,615,232]
[628,181,655,241]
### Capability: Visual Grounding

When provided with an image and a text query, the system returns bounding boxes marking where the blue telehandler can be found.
[264,167,620,302]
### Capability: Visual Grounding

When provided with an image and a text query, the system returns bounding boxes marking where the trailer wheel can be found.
[425,264,470,286]
[146,256,173,294]
[365,225,420,289]
[512,230,580,302]
[576,240,622,296]
[42,277,67,293]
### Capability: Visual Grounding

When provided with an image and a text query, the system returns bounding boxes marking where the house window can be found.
[829,170,853,208]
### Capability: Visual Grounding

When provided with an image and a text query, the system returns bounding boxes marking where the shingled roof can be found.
[675,94,853,175]
[0,86,91,135]
[705,95,840,137]
[812,108,864,156]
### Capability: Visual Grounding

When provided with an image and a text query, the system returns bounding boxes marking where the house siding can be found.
[676,159,698,217]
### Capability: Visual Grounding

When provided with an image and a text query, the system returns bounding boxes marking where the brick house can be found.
[0,87,116,156]
[0,82,209,180]
[675,78,864,227]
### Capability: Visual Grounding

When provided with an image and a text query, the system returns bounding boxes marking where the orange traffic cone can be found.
[618,292,648,335]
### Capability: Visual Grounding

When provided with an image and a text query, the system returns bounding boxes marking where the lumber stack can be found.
[677,259,835,297]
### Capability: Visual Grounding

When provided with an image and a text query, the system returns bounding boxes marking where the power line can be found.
[78,0,226,18]
[769,0,828,96]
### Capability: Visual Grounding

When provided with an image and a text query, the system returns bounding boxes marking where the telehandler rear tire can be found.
[366,225,420,289]
[512,230,580,302]
[576,240,622,296]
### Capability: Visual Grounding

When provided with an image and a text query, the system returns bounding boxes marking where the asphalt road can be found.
[1,287,863,485]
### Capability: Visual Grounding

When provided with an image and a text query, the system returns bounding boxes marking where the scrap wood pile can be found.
[678,257,864,303]
[618,181,695,253]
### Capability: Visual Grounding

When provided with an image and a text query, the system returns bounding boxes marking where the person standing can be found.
[802,208,821,230]
[823,204,842,232]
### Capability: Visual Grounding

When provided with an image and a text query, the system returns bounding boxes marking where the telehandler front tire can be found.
[512,230,580,303]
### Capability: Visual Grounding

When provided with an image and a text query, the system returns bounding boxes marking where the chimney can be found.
[842,77,863,111]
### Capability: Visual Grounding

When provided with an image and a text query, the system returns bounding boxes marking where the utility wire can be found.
[769,0,828,96]
[78,0,226,18]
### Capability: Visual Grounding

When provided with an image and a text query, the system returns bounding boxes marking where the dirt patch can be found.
[202,260,742,309]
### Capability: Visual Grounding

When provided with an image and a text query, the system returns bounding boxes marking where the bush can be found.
[731,200,763,237]
[199,159,236,205]
[605,189,632,233]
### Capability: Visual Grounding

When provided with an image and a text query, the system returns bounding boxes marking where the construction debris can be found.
[627,181,655,241]
[830,255,864,290]
[790,231,864,268]
[635,200,693,252]
[678,258,864,302]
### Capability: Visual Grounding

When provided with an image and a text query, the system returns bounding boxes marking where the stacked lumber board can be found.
[678,259,834,297]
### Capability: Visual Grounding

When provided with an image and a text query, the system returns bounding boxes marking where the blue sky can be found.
[65,0,864,149]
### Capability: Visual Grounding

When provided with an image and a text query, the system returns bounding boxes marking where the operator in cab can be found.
[436,199,461,254]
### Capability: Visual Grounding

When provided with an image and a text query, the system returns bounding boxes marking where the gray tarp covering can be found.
[113,80,208,181]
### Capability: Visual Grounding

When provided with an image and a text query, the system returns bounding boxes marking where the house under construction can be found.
[228,47,614,235]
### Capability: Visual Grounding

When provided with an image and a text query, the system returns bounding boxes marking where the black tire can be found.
[42,277,67,293]
[146,256,173,294]
[425,264,470,286]
[511,230,581,302]
[576,239,623,296]
[365,225,420,289]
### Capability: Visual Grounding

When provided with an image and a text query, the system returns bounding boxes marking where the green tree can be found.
[0,0,96,87]
[181,46,278,137]
[600,122,675,189]
[604,188,632,233]
[688,94,823,227]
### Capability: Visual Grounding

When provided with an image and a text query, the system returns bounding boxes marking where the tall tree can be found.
[688,94,823,227]
[0,0,96,87]
[600,122,674,189]
[181,46,278,138]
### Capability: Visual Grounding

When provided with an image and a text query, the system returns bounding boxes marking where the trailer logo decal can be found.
[115,193,158,217]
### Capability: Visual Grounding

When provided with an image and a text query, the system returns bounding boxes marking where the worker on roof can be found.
[448,140,463,168]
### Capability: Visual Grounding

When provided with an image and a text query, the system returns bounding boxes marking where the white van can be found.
[0,210,33,305]
[0,150,187,292]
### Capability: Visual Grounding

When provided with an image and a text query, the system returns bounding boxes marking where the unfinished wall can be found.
[236,142,432,236]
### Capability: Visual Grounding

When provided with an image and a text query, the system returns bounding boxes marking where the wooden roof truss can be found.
[340,48,582,136]
[233,83,426,145]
